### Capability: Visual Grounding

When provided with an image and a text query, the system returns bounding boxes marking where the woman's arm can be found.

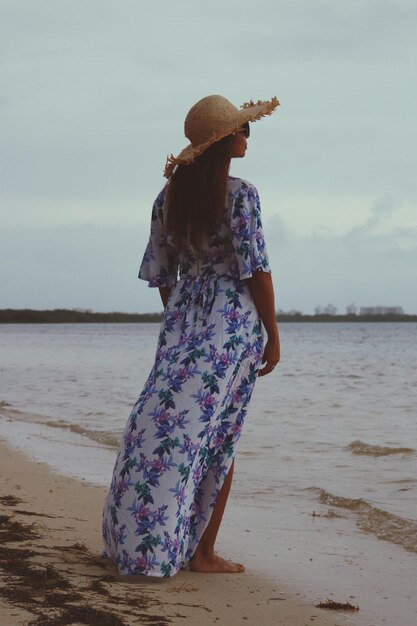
[247,272,280,376]
[159,287,172,309]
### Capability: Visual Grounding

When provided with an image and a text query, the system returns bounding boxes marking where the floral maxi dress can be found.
[102,176,271,577]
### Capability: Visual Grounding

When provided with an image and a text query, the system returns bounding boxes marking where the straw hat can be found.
[164,94,280,178]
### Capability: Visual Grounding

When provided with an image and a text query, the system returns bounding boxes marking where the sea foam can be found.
[347,440,415,457]
[319,489,417,554]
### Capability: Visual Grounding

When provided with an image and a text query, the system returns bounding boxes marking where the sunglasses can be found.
[240,122,250,138]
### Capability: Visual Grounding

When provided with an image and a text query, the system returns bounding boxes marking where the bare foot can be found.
[189,553,245,573]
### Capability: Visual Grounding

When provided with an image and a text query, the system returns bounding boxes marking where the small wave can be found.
[347,440,415,457]
[319,489,417,554]
[0,405,120,449]
[45,420,120,448]
[319,491,368,511]
[386,478,417,485]
[239,451,260,458]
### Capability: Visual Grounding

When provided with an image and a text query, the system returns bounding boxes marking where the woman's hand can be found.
[258,336,280,377]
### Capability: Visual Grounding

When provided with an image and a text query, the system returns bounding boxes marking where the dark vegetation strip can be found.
[1,309,416,323]
[0,309,164,323]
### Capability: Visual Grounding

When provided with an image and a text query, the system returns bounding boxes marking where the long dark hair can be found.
[166,134,234,251]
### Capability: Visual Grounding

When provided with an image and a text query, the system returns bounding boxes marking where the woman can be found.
[102,94,280,577]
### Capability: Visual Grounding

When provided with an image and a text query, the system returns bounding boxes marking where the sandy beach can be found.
[0,441,345,626]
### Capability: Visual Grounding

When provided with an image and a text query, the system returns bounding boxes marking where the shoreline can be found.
[0,440,340,626]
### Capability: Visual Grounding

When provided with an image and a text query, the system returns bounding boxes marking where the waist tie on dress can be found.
[180,265,220,321]
[191,274,218,320]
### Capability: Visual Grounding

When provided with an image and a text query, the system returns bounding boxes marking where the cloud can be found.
[266,196,417,313]
[265,213,290,247]
[345,195,400,239]
[1,196,416,314]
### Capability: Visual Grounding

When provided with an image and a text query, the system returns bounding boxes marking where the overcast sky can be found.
[1,0,416,314]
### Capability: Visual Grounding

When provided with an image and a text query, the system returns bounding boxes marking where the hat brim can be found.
[164,96,280,178]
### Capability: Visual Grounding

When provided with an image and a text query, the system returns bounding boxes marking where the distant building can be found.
[277,308,303,316]
[360,306,404,316]
[346,303,358,315]
[314,304,337,316]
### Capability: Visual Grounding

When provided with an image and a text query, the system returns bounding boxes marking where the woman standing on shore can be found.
[102,94,280,577]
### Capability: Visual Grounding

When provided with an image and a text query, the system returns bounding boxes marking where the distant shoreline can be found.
[1,308,416,323]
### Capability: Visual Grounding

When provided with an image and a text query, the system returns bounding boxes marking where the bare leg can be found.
[189,460,245,573]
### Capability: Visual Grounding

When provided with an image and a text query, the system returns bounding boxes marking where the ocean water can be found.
[1,322,416,625]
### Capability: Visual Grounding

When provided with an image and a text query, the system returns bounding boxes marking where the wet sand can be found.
[0,441,342,626]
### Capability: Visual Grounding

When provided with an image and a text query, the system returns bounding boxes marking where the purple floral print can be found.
[102,176,271,577]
